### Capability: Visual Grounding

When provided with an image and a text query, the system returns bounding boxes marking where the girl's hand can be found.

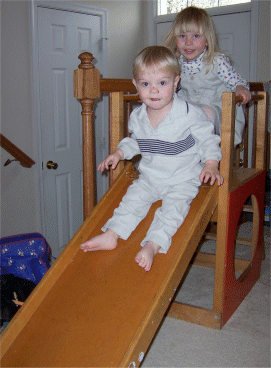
[235,85,251,105]
[199,160,224,186]
[97,149,124,172]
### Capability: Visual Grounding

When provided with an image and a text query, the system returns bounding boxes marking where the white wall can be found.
[257,1,270,168]
[1,1,39,236]
[257,0,270,83]
[81,0,148,78]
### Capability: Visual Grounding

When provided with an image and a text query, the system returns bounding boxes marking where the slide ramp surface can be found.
[1,164,218,368]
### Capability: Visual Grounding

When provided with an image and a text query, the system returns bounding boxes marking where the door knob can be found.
[46,160,58,170]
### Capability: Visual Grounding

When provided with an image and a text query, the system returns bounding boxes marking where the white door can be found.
[210,11,250,81]
[37,6,106,257]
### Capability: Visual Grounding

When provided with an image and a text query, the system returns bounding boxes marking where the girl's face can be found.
[176,27,207,61]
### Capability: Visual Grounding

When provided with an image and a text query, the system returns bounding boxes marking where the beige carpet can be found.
[142,224,270,368]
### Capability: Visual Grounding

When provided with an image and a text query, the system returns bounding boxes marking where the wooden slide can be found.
[1,53,267,367]
[1,164,218,367]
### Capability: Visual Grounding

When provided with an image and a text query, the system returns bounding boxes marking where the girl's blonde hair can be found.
[133,46,180,80]
[165,6,220,63]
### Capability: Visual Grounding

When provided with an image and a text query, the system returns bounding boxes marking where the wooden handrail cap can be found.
[78,52,95,69]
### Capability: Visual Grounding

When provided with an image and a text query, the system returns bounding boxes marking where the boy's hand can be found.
[200,160,223,186]
[235,85,251,105]
[97,149,124,172]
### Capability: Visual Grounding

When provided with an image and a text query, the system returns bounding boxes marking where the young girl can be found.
[165,6,251,146]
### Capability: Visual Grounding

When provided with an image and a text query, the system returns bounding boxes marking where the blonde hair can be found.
[165,6,220,64]
[133,46,180,80]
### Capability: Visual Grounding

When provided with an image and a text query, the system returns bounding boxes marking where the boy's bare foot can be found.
[80,229,119,252]
[135,241,161,272]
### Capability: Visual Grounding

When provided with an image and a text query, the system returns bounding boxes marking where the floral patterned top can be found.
[179,49,249,90]
[178,49,249,108]
[177,49,249,145]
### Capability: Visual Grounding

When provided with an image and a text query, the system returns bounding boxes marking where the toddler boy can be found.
[80,46,223,271]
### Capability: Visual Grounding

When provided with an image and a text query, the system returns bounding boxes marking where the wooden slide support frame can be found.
[167,90,267,328]
[0,53,267,367]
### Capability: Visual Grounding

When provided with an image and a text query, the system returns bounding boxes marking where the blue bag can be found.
[0,233,51,284]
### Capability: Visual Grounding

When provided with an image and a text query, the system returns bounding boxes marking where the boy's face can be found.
[133,67,180,113]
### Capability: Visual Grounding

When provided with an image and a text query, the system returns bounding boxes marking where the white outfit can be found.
[178,51,250,145]
[102,95,222,253]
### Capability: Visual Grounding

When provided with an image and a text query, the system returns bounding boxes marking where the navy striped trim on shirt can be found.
[137,134,195,155]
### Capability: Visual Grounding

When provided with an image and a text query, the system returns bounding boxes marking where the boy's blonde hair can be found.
[165,6,220,63]
[133,46,180,80]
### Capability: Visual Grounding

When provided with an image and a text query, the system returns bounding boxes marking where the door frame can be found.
[29,0,108,236]
[148,1,259,82]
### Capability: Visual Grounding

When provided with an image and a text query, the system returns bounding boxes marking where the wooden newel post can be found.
[74,52,100,219]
